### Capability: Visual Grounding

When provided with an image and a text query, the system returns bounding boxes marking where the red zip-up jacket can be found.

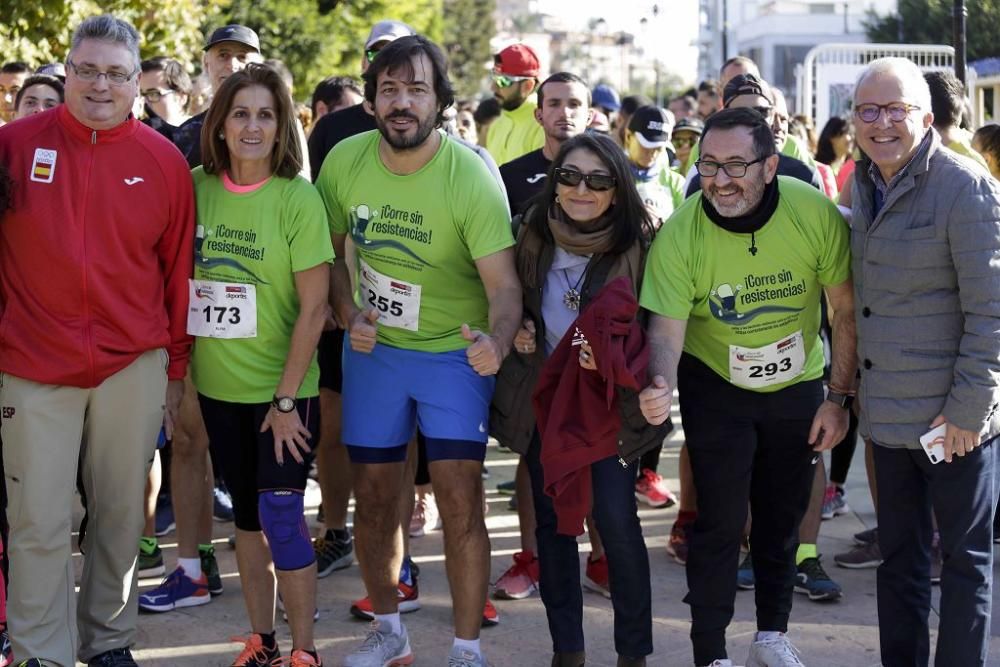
[0,105,194,387]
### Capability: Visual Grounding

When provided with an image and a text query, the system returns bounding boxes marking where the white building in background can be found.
[698,0,897,100]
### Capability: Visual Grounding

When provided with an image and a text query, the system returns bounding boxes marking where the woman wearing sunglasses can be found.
[492,133,665,667]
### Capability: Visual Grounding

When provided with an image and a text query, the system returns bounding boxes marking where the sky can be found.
[534,0,700,82]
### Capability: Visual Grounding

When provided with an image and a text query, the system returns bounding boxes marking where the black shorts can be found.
[318,329,344,393]
[199,394,319,532]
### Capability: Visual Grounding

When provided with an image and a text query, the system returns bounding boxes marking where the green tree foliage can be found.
[0,0,447,100]
[865,0,1000,61]
[442,0,496,99]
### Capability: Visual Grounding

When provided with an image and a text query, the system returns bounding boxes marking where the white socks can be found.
[375,612,402,635]
[178,557,202,580]
[453,638,481,656]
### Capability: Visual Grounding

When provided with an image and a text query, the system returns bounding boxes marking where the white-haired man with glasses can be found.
[0,14,194,667]
[851,56,1000,667]
[637,107,855,667]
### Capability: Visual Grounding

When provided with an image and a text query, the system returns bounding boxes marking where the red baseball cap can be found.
[494,44,540,78]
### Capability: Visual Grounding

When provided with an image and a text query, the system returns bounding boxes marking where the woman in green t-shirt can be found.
[191,64,331,667]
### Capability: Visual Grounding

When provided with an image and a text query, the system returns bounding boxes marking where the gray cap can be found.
[204,24,261,52]
[365,20,415,50]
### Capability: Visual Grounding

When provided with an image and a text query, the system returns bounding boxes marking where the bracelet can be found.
[827,383,856,396]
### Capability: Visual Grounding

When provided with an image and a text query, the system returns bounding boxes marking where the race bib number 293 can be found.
[187,279,258,339]
[728,331,805,389]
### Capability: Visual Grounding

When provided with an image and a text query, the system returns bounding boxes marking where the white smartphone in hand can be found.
[919,424,947,464]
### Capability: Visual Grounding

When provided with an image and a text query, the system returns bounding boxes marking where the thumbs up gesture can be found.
[463,323,502,376]
[349,308,379,354]
[639,374,673,425]
[513,318,536,355]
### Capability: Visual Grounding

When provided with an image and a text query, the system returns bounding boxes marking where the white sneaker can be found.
[701,660,742,667]
[746,633,804,667]
[447,645,488,666]
[343,620,414,667]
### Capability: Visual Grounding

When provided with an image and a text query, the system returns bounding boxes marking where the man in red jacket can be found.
[0,15,194,667]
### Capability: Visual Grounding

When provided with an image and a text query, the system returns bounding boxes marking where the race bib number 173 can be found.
[187,279,258,339]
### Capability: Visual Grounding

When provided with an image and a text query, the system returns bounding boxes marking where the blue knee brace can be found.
[258,490,314,571]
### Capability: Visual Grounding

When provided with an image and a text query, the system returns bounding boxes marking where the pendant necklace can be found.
[563,267,587,311]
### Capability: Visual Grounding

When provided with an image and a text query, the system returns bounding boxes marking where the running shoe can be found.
[213,484,235,522]
[794,557,842,601]
[666,518,694,566]
[493,550,539,600]
[852,526,877,546]
[271,649,323,666]
[701,661,737,667]
[447,646,488,666]
[343,621,413,667]
[583,554,611,598]
[350,580,421,620]
[481,600,500,627]
[408,495,441,538]
[228,634,279,667]
[138,567,210,612]
[737,552,755,590]
[16,661,43,667]
[86,648,138,666]
[746,633,804,667]
[834,541,882,569]
[634,468,677,508]
[201,545,224,596]
[138,542,165,578]
[496,480,516,496]
[314,528,353,577]
[481,466,490,480]
[154,497,175,537]
[0,629,12,667]
[820,484,850,520]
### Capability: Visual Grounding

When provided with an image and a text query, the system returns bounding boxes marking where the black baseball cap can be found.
[204,24,261,52]
[673,117,704,135]
[723,73,772,107]
[628,105,672,149]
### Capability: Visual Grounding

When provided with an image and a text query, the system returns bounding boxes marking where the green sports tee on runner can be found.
[316,130,514,353]
[640,176,850,393]
[635,166,687,223]
[190,169,334,403]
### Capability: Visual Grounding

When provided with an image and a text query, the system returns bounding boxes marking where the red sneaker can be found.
[635,468,677,508]
[493,550,540,600]
[349,580,421,620]
[482,599,500,627]
[666,515,695,566]
[583,554,611,598]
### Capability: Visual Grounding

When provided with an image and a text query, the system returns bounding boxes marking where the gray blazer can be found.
[852,129,1000,448]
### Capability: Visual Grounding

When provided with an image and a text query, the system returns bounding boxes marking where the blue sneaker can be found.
[154,496,175,537]
[794,557,842,601]
[213,484,234,522]
[138,567,210,612]
[737,551,755,590]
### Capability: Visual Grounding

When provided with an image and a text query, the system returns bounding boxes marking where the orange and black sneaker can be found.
[350,580,421,620]
[230,634,279,667]
[270,649,322,666]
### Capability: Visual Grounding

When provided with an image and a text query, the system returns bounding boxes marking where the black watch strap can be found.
[826,390,854,409]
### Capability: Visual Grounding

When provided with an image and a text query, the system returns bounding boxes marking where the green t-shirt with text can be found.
[635,167,687,223]
[640,176,850,392]
[316,130,514,353]
[190,169,334,403]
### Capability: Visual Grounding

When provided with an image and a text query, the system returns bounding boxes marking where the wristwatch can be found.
[272,395,297,413]
[826,390,854,410]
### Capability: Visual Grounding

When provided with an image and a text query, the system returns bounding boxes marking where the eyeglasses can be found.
[141,89,175,103]
[695,156,767,178]
[365,48,382,63]
[854,102,921,124]
[67,59,137,86]
[492,74,530,89]
[554,167,616,191]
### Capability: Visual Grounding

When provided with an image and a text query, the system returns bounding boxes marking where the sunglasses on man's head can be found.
[554,167,616,191]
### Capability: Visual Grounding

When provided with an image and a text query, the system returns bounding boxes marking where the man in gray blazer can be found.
[851,56,1000,667]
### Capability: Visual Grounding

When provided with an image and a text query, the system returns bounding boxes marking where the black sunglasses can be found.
[554,167,616,192]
